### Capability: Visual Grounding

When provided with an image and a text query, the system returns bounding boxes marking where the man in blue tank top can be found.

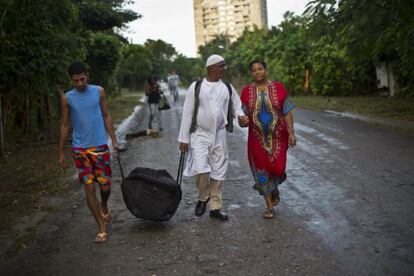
[59,62,120,243]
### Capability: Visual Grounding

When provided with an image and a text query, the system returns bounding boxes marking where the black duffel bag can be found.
[118,153,184,221]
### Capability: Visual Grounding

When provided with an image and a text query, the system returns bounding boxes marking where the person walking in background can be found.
[178,54,249,221]
[145,75,163,131]
[168,70,180,103]
[59,62,120,243]
[240,59,296,219]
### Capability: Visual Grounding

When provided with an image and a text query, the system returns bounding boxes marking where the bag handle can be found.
[176,152,185,186]
[118,151,185,185]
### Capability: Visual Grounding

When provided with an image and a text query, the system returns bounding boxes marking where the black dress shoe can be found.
[195,199,209,217]
[209,209,229,220]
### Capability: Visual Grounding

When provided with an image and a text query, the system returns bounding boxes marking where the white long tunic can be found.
[178,79,245,180]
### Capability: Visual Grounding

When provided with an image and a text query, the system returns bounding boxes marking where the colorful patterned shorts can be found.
[72,144,112,186]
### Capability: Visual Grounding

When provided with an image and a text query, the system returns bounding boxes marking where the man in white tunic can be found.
[178,54,249,220]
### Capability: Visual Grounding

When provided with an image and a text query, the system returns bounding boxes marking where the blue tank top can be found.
[66,84,107,148]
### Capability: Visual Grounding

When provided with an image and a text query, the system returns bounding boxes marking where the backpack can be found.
[189,80,234,133]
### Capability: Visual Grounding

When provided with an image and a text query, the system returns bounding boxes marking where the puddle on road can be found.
[247,202,258,207]
[284,153,387,274]
[228,204,241,210]
[229,160,241,167]
[294,133,331,161]
[295,123,349,150]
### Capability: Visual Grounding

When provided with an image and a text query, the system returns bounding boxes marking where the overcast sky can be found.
[123,0,310,58]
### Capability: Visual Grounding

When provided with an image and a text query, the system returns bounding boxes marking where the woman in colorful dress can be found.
[240,60,297,219]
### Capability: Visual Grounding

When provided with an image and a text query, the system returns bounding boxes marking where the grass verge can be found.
[108,91,144,123]
[292,96,414,121]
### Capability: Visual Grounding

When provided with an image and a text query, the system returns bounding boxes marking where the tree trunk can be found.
[0,97,5,158]
[304,69,310,93]
[38,90,45,129]
[3,88,16,130]
[19,84,32,133]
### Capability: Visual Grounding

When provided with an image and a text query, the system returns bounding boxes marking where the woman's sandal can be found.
[263,209,274,219]
[94,232,107,243]
[101,209,113,225]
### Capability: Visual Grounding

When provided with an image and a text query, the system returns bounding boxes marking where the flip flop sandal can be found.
[101,209,113,225]
[263,209,274,219]
[94,232,107,243]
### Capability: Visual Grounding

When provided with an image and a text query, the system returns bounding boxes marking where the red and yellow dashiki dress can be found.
[240,81,295,196]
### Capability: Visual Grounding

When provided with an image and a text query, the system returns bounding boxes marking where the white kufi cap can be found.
[206,54,225,67]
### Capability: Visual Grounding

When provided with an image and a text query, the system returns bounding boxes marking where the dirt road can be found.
[1,91,413,275]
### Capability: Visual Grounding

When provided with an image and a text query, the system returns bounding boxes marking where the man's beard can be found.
[77,85,87,91]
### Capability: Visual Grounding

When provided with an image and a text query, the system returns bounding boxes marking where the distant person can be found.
[178,54,249,220]
[145,75,163,131]
[59,62,120,243]
[167,70,180,103]
[240,59,296,219]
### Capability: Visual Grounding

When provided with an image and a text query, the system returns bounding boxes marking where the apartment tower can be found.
[194,0,268,53]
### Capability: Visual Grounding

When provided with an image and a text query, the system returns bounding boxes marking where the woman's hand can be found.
[288,133,297,147]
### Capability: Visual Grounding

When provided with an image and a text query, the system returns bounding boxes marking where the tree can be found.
[0,0,140,146]
[86,32,122,95]
[226,28,268,87]
[75,0,139,95]
[117,44,153,90]
[75,0,140,31]
[0,0,85,136]
[143,39,177,77]
[198,35,231,66]
[264,13,311,94]
[170,55,204,86]
[306,0,414,95]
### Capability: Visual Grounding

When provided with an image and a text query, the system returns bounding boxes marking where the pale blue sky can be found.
[123,0,310,57]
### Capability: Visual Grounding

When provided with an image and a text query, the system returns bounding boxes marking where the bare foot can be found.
[94,232,107,243]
